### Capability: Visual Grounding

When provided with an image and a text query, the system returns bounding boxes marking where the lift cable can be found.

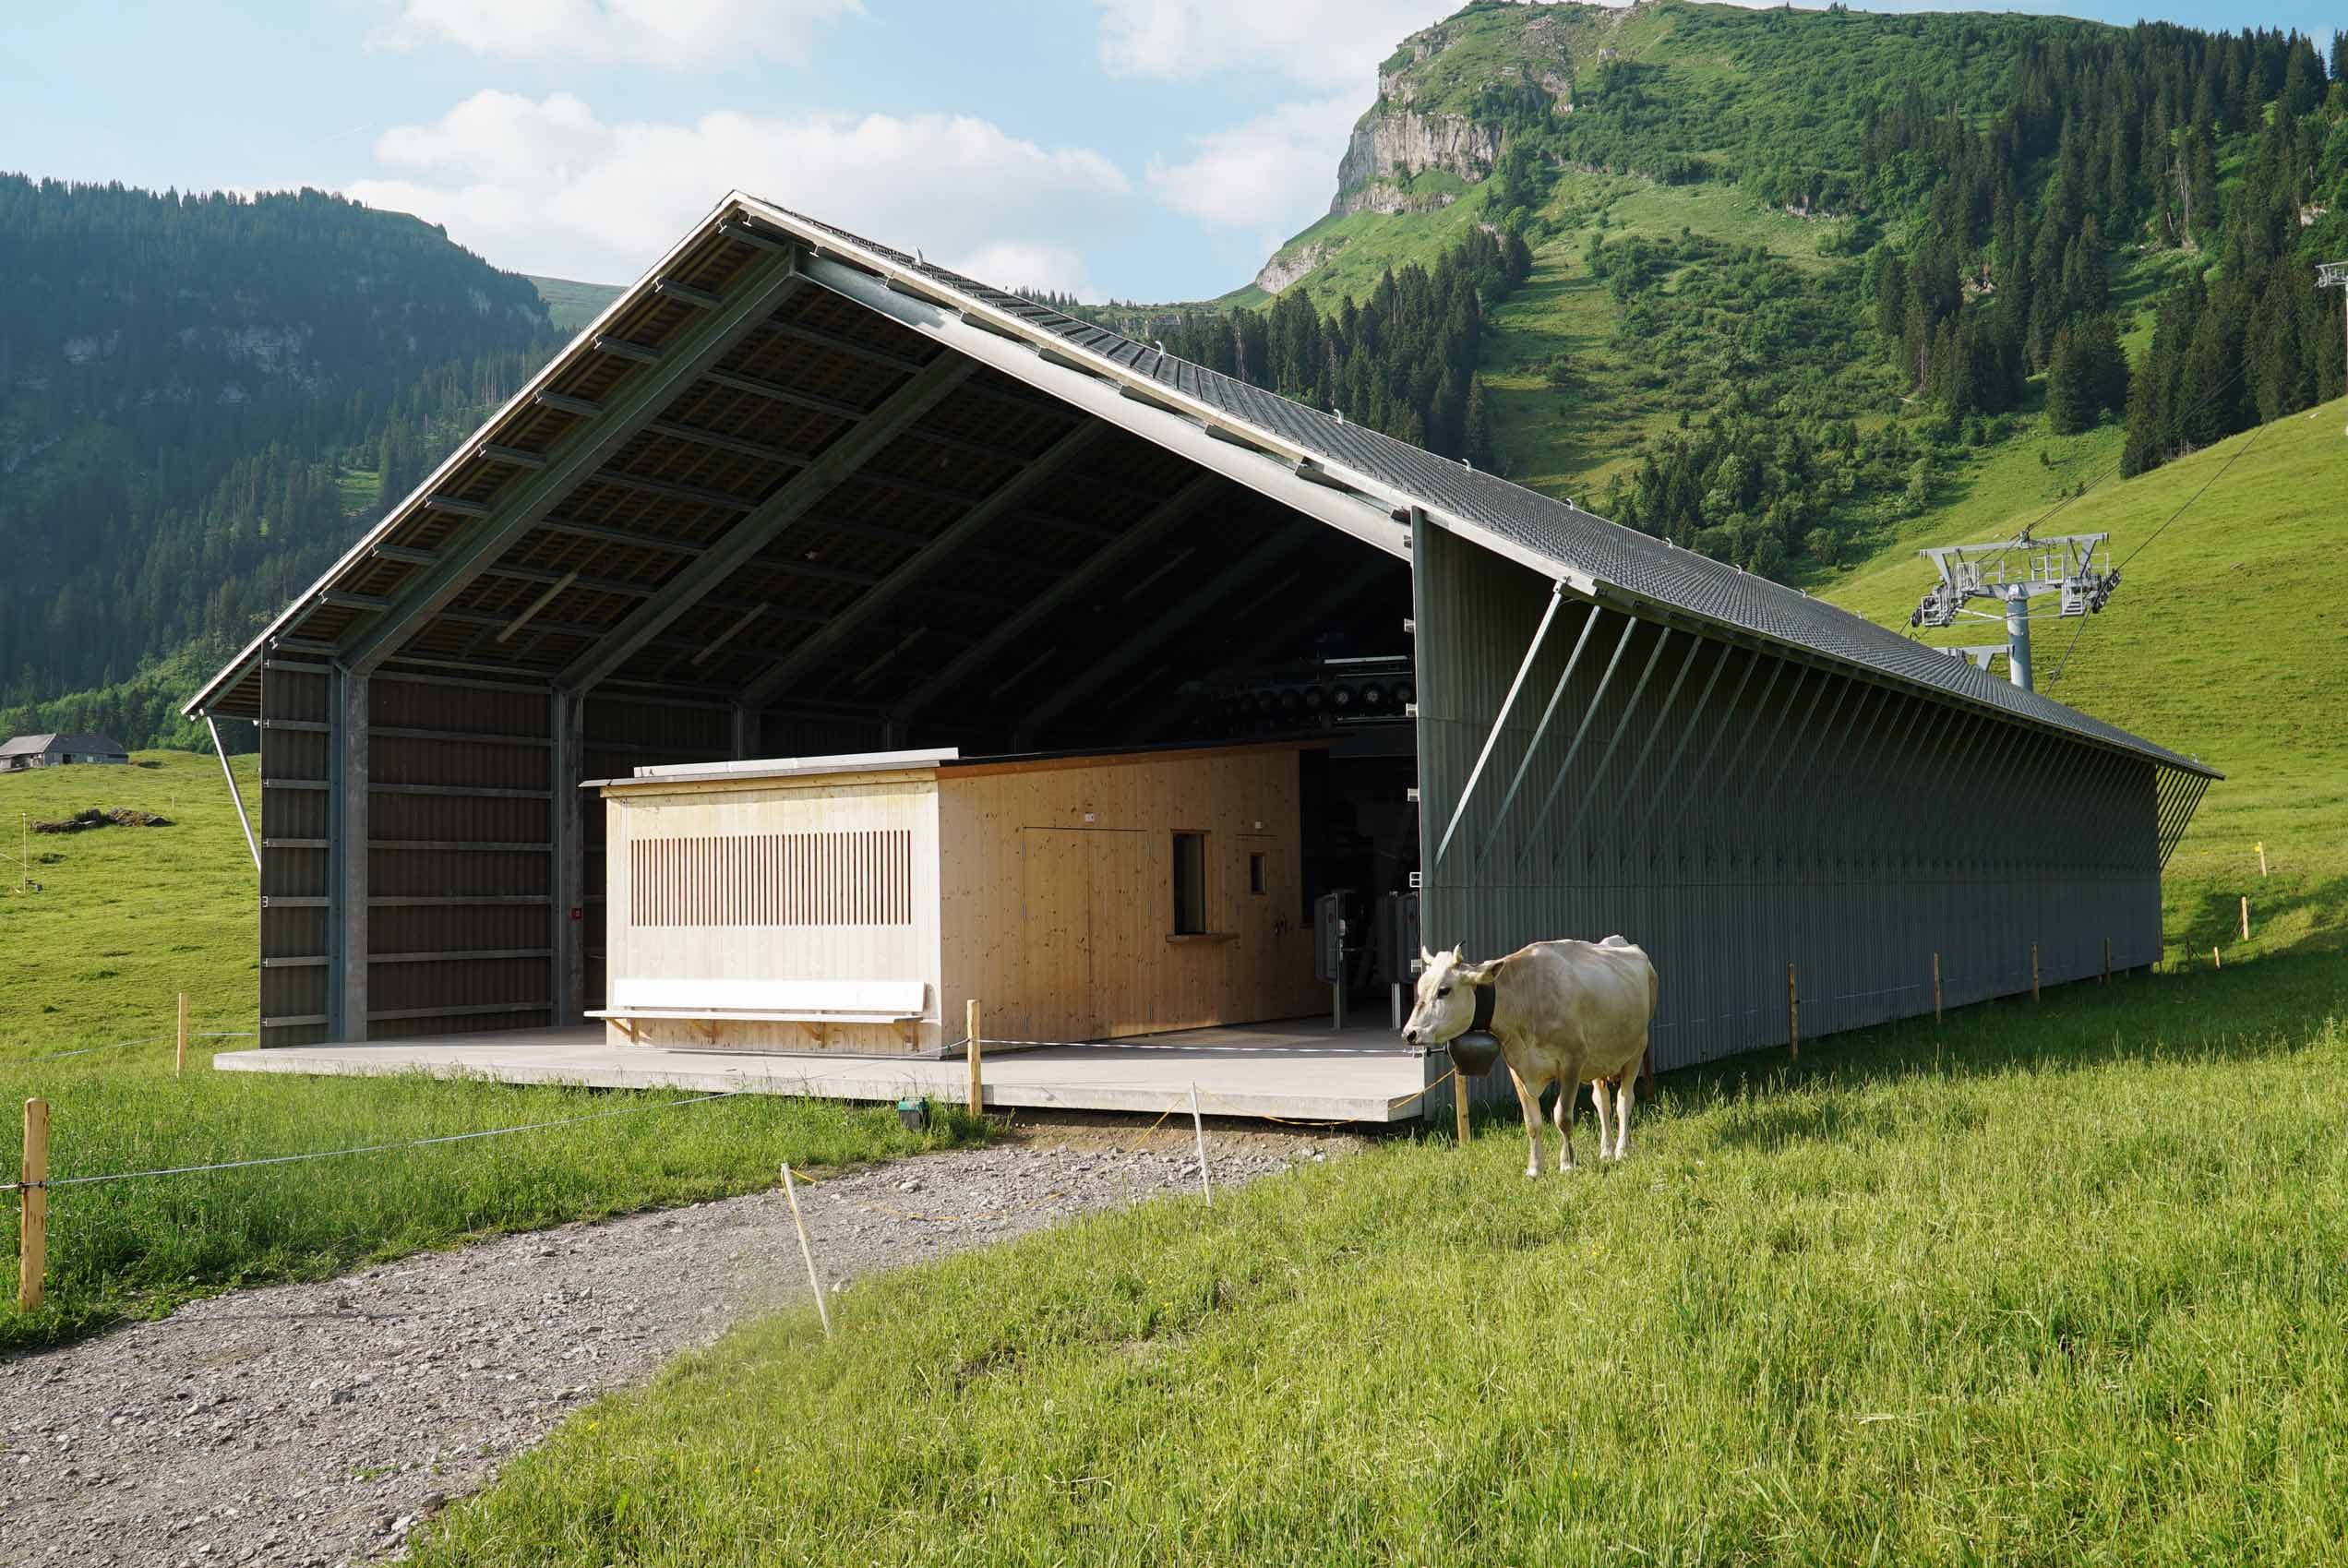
[2045,416,2270,691]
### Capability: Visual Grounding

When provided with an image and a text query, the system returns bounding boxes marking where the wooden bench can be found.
[589,977,929,1052]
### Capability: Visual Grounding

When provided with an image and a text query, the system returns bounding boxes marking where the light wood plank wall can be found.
[937,747,1322,1043]
[602,771,943,1051]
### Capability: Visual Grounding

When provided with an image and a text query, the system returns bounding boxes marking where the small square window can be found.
[1248,851,1267,896]
[1172,832,1207,935]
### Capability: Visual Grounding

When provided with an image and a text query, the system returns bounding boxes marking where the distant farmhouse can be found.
[0,733,131,771]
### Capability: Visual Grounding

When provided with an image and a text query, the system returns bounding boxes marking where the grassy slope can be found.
[0,753,980,1353]
[1819,398,2348,963]
[421,952,2348,1567]
[527,274,625,333]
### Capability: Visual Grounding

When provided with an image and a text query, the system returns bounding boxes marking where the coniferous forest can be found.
[0,178,557,746]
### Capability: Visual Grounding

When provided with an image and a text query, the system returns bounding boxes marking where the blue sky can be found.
[1,1,2337,302]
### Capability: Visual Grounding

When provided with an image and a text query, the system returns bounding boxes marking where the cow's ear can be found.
[1463,957,1505,986]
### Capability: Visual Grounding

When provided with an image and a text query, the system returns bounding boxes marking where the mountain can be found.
[527,275,626,333]
[0,177,562,745]
[1132,1,2344,584]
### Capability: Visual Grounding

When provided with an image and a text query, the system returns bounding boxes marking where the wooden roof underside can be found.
[192,213,1401,739]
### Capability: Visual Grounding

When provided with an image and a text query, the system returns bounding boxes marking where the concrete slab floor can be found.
[213,1018,1435,1123]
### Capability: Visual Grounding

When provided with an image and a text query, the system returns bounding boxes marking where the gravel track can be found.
[0,1131,1351,1568]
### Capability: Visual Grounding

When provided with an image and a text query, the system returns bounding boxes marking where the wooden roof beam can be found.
[338,251,807,678]
[892,472,1222,722]
[556,353,976,696]
[735,419,1105,710]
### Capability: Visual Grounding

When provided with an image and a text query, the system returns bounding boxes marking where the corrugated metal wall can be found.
[365,674,557,1038]
[1412,521,2164,1083]
[258,661,333,1045]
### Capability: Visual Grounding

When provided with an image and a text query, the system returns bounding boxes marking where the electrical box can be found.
[1313,891,1350,983]
[1373,892,1420,987]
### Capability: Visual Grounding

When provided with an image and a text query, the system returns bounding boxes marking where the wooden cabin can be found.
[591,743,1324,1054]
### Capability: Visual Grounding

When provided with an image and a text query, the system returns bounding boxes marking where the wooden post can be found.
[2257,842,2268,878]
[1785,964,1799,1062]
[1932,952,1943,1023]
[18,1099,47,1313]
[778,1163,832,1339]
[175,991,189,1077]
[2102,938,2111,985]
[1454,1063,1471,1148]
[2240,896,2250,941]
[1189,1083,1213,1207]
[965,999,983,1116]
[2031,943,2041,1003]
[2213,946,2222,969]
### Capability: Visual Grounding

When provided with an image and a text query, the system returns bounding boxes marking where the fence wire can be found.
[15,1029,256,1064]
[6,1089,743,1194]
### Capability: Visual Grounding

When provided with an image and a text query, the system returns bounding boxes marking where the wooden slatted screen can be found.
[630,830,915,928]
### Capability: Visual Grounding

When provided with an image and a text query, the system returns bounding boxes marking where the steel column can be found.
[551,688,586,1027]
[329,666,368,1041]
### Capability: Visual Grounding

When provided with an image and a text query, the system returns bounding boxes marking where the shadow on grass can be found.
[2174,874,2348,958]
[1659,944,2347,1127]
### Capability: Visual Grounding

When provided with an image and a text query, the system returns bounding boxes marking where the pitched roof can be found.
[183,191,2216,781]
[764,200,2214,778]
[0,733,127,756]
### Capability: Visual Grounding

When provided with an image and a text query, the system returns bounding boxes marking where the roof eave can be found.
[181,191,760,721]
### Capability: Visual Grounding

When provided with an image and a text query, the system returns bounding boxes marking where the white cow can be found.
[1402,937,1659,1176]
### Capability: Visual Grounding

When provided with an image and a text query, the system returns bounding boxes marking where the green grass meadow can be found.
[418,952,2348,1566]
[0,752,980,1353]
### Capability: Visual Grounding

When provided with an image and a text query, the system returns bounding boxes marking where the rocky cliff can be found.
[1325,7,1591,217]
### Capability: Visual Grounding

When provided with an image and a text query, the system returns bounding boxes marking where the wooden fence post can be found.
[1454,1062,1470,1148]
[965,999,983,1116]
[1933,952,1942,1023]
[1786,964,1799,1062]
[2102,938,2111,985]
[175,992,188,1078]
[18,1099,47,1313]
[2240,897,2250,941]
[2213,946,2222,969]
[2257,842,2268,878]
[2031,943,2041,1003]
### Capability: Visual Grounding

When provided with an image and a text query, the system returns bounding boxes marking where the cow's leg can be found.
[1553,1058,1581,1172]
[1612,1069,1638,1161]
[1508,1066,1545,1178]
[1587,1075,1613,1163]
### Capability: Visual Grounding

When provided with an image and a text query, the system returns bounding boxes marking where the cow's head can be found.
[1401,944,1499,1047]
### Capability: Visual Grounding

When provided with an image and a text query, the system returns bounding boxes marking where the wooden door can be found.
[1021,828,1098,1039]
[1087,830,1156,1035]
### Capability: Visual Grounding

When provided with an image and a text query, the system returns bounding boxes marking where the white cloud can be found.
[1095,0,1450,90]
[1147,96,1358,237]
[380,0,862,69]
[349,92,1131,294]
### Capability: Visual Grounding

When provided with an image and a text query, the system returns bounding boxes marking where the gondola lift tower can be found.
[1910,530,2120,693]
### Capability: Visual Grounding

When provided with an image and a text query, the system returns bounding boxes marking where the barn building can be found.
[1,733,131,771]
[186,194,2215,1117]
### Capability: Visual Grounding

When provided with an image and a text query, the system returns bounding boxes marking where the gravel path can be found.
[0,1131,1350,1568]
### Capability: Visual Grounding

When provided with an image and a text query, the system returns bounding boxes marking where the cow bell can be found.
[1447,1030,1503,1078]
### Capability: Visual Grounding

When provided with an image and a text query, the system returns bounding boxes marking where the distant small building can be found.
[0,733,131,771]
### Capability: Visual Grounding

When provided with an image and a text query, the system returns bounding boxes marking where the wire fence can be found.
[4,1088,747,1197]
[16,1029,255,1064]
